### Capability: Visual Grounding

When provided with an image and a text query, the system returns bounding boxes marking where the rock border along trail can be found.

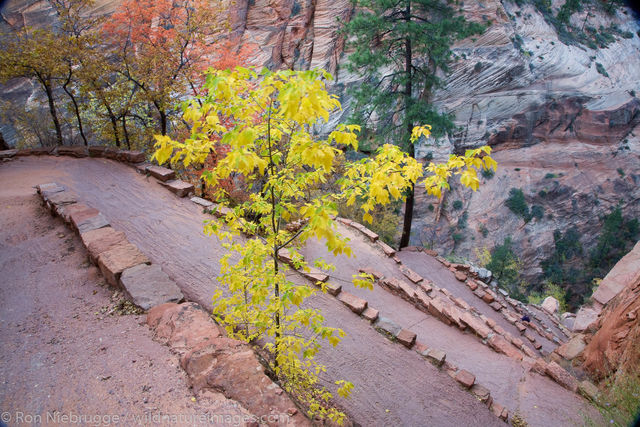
[0,152,599,426]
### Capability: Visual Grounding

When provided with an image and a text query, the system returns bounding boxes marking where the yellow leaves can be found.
[410,124,432,143]
[151,134,174,165]
[460,168,480,191]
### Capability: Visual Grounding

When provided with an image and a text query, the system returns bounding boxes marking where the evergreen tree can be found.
[344,0,484,247]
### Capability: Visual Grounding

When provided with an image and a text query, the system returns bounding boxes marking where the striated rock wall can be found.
[2,0,640,282]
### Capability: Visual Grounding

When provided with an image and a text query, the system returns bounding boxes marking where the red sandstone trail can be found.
[0,156,596,426]
[0,162,252,425]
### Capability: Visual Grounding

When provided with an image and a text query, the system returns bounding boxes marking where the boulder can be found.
[147,165,176,182]
[541,296,560,314]
[146,303,308,425]
[579,380,600,402]
[98,242,151,287]
[119,264,184,310]
[591,241,640,306]
[556,334,586,360]
[80,226,128,263]
[573,306,601,332]
[160,179,194,197]
[337,291,367,314]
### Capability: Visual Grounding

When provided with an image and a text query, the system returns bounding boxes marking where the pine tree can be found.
[344,0,484,247]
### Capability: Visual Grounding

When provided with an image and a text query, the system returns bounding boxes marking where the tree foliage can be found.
[343,0,485,247]
[152,66,496,422]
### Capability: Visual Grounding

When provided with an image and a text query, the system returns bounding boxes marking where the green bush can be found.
[481,168,495,179]
[505,188,530,221]
[531,205,544,220]
[452,200,463,210]
[544,173,556,179]
[596,62,609,77]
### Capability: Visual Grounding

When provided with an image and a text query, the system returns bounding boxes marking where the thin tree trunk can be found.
[121,115,131,149]
[39,74,63,146]
[62,70,88,146]
[400,1,414,249]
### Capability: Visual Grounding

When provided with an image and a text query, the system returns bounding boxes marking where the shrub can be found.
[544,172,556,179]
[481,168,495,179]
[505,188,530,221]
[596,62,609,77]
[531,204,544,220]
[617,168,625,177]
[452,200,463,210]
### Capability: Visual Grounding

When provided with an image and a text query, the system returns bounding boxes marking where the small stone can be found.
[0,149,18,159]
[57,146,88,158]
[579,380,600,402]
[98,243,151,287]
[76,213,110,234]
[117,150,145,163]
[490,301,502,311]
[471,384,491,403]
[324,282,342,296]
[160,179,194,197]
[485,317,496,329]
[396,329,416,348]
[147,165,176,182]
[400,265,423,284]
[466,280,478,291]
[80,226,128,263]
[455,369,475,388]
[190,196,213,208]
[524,330,536,342]
[300,267,329,283]
[119,264,184,310]
[533,341,542,350]
[88,146,107,157]
[375,317,401,338]
[482,292,495,304]
[423,349,446,366]
[454,271,467,282]
[337,291,367,315]
[515,322,526,333]
[545,361,578,392]
[423,249,438,257]
[488,334,523,361]
[361,307,379,322]
[377,240,396,256]
[392,256,402,264]
[358,268,384,280]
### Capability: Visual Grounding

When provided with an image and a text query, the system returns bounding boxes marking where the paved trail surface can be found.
[0,156,598,426]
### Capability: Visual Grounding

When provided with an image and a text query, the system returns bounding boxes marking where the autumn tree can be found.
[103,0,226,136]
[153,66,496,422]
[344,0,484,248]
[0,27,66,146]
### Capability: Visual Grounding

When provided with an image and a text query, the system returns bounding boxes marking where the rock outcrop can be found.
[3,0,640,282]
[578,241,640,380]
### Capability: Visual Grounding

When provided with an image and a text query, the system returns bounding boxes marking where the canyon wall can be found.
[2,0,640,285]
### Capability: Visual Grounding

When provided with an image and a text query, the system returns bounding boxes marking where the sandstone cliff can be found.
[2,0,640,284]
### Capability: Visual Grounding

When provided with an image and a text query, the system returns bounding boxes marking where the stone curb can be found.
[36,182,184,309]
